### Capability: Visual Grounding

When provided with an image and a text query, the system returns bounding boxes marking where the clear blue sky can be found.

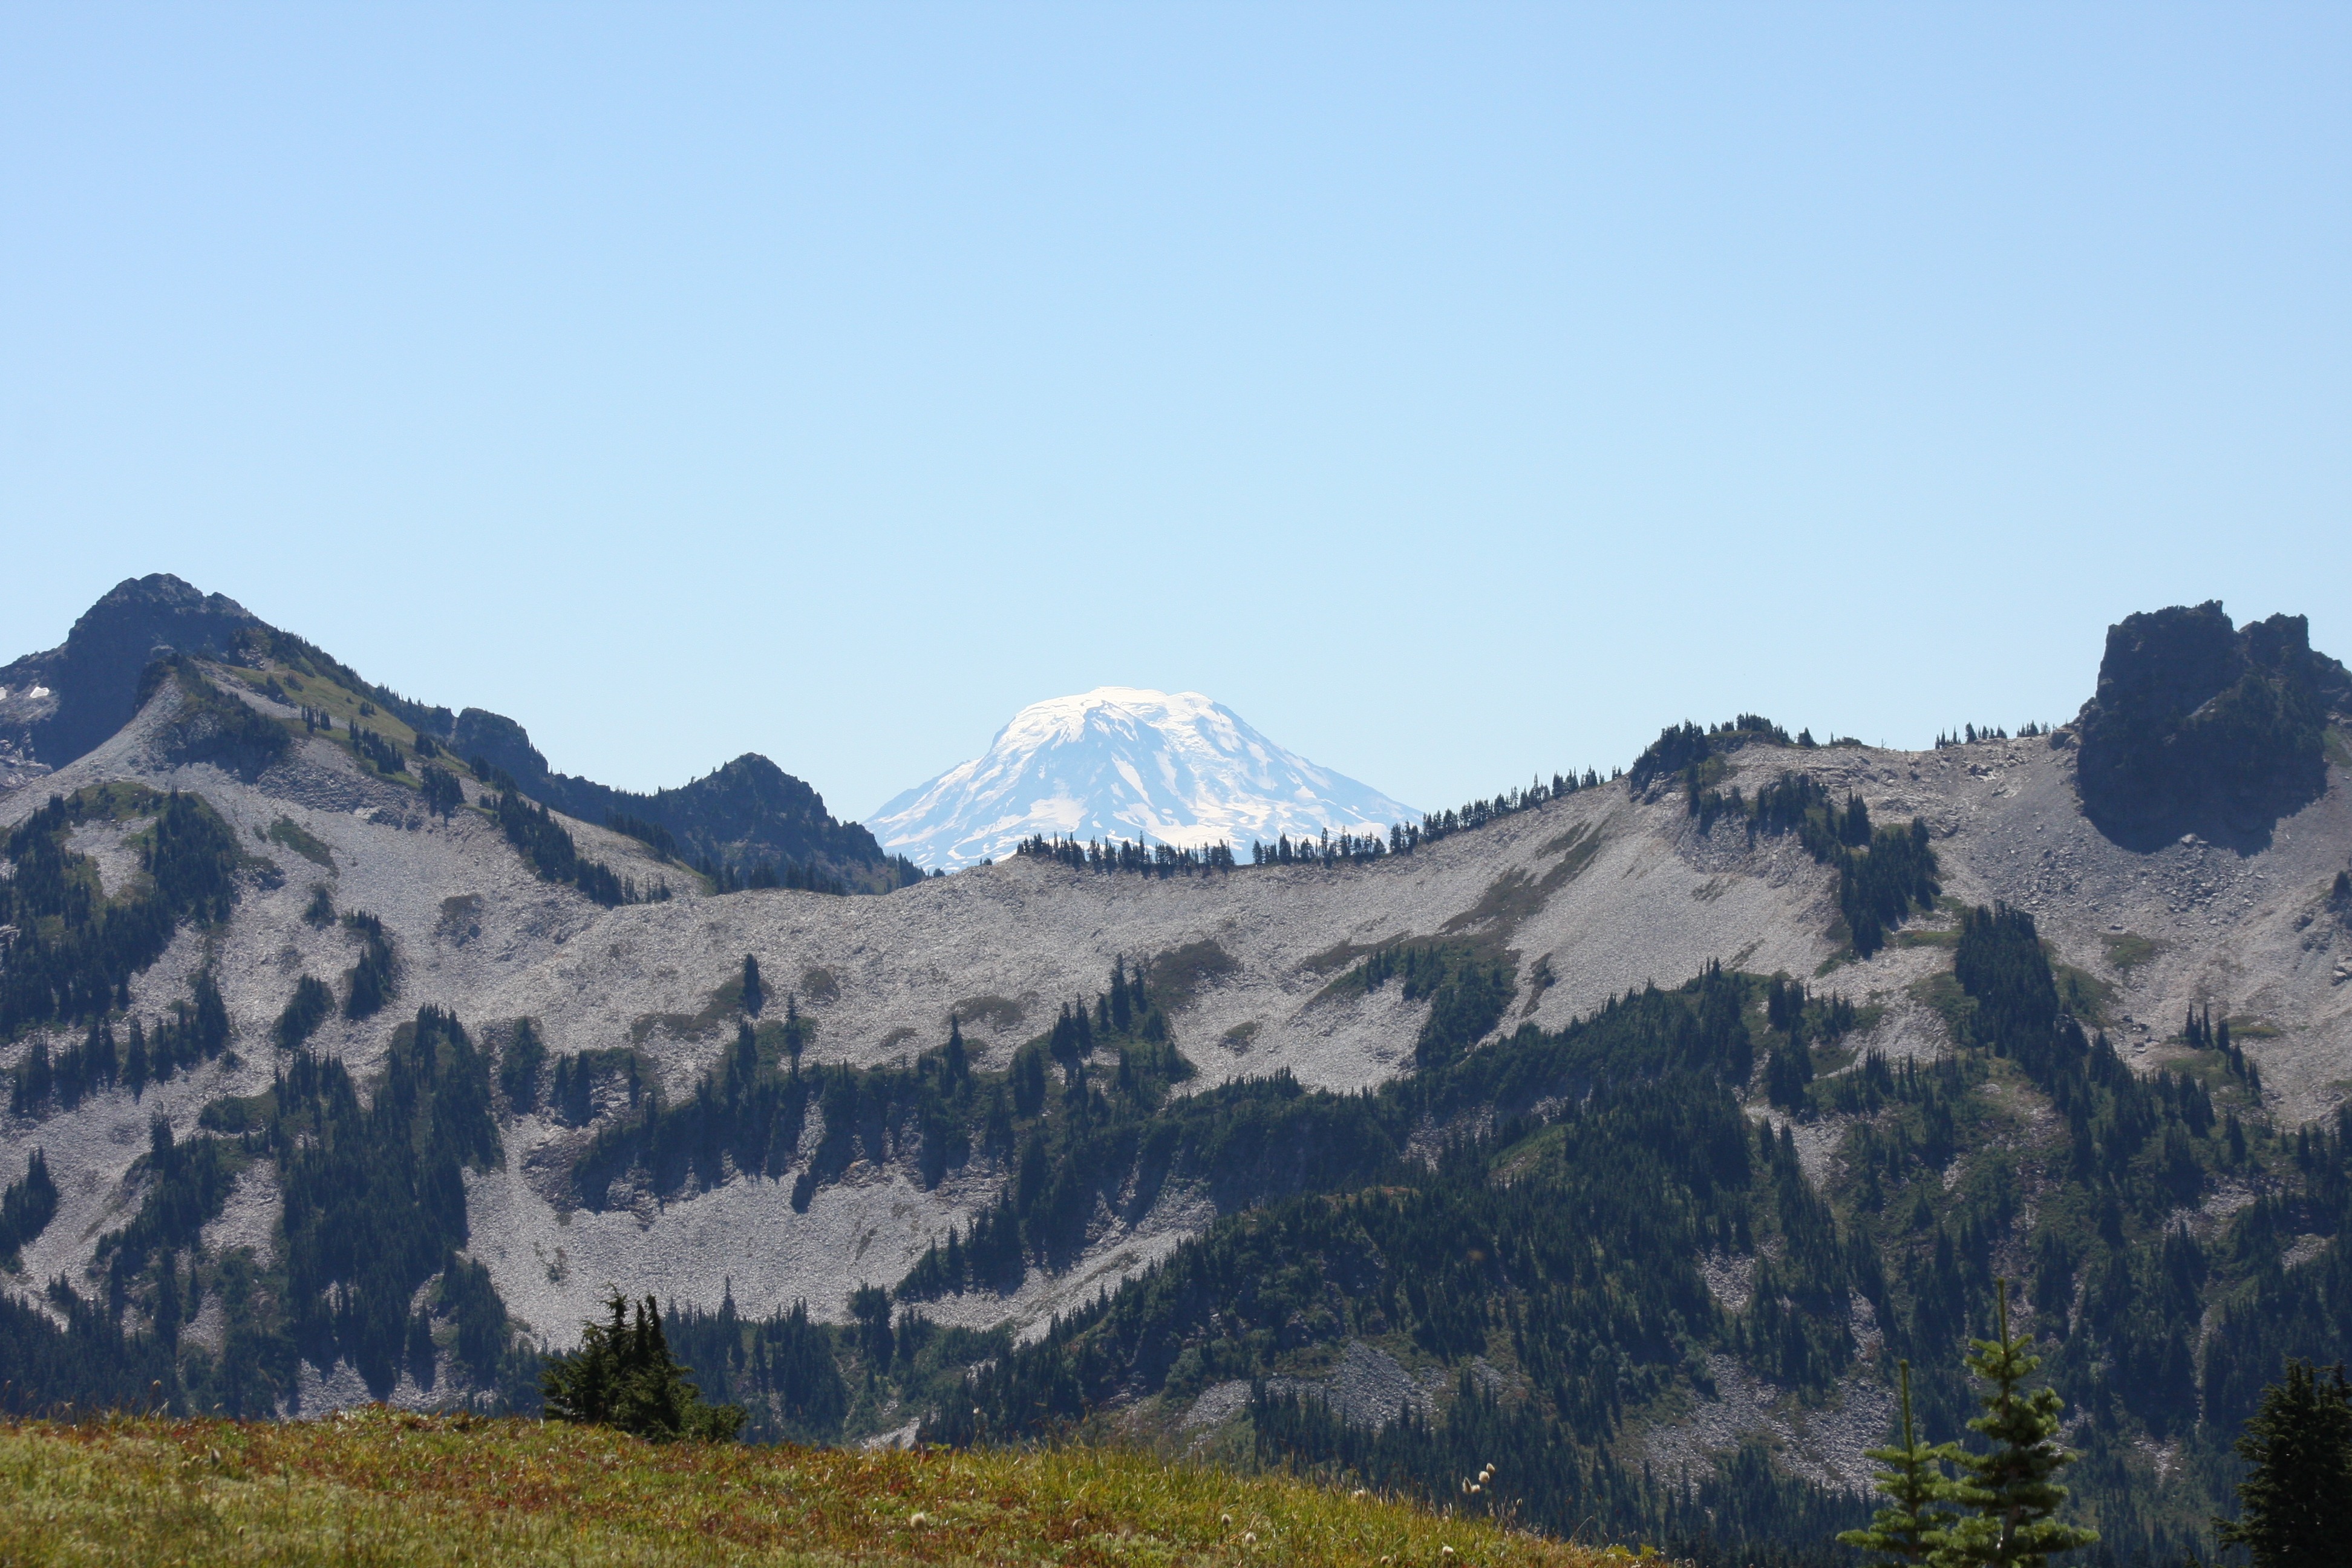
[4,5,2345,821]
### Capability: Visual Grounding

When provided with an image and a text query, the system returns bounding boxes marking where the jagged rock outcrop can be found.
[2074,601,2352,850]
[0,575,263,767]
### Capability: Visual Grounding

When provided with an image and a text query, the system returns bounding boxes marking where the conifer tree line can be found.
[1016,834,1239,874]
[1001,711,1935,892]
[901,910,2352,1564]
[1,901,2348,1566]
[1412,768,1612,846]
[1252,829,1392,865]
[10,972,232,1120]
[1676,768,1940,956]
[1932,723,2050,748]
[699,855,849,895]
[348,723,403,776]
[1628,714,1809,791]
[0,785,241,1041]
[488,787,671,907]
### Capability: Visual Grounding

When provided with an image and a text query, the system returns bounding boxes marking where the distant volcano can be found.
[867,687,1416,871]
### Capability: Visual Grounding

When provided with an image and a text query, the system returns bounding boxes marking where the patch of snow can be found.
[869,688,1416,871]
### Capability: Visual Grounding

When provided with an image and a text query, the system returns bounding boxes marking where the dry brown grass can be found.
[0,1408,1614,1568]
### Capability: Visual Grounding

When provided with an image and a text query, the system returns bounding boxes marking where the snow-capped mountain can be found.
[868,687,1417,871]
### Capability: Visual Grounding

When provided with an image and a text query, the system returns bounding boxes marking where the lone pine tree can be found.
[1935,1280,2097,1568]
[1839,1359,1958,1566]
[540,1291,744,1443]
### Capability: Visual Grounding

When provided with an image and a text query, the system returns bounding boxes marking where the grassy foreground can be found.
[0,1407,1613,1568]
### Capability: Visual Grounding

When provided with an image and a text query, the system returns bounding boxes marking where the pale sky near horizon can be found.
[4,5,2345,822]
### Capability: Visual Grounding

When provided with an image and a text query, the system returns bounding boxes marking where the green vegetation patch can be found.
[2102,930,2161,976]
[1911,970,1975,1043]
[2051,959,2116,1026]
[1146,940,1238,1010]
[629,979,743,1045]
[1440,830,1601,942]
[1298,936,1388,977]
[264,815,334,869]
[949,993,1025,1030]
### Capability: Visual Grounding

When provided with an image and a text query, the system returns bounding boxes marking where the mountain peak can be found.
[2,573,266,766]
[870,688,1415,871]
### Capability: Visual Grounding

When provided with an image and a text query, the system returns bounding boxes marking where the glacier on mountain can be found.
[867,687,1417,871]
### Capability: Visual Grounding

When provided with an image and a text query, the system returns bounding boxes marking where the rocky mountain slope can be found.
[869,687,1416,871]
[2,593,2348,1561]
[1,575,910,890]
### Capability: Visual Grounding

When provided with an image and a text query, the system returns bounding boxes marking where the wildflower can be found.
[1243,1532,1258,1546]
[910,1512,928,1527]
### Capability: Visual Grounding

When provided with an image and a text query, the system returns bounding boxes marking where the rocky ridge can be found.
[1,598,2349,1512]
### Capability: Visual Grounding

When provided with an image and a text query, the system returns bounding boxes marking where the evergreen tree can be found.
[782,994,805,1068]
[2215,1359,2352,1568]
[1935,1280,2096,1568]
[1840,1360,1959,1565]
[419,764,463,819]
[540,1290,743,1442]
[0,1148,59,1269]
[741,954,765,1018]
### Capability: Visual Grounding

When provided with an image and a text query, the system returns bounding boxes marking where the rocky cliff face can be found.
[2075,601,2352,850]
[0,575,264,769]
